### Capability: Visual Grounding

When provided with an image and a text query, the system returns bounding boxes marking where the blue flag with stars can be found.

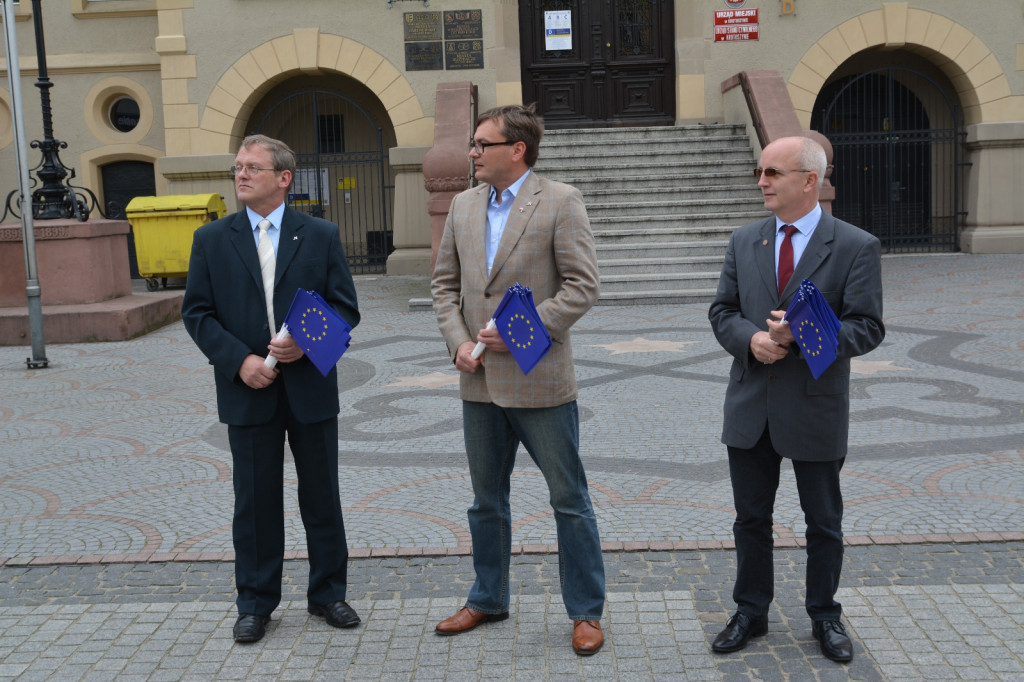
[785,279,841,380]
[282,289,353,377]
[492,282,552,375]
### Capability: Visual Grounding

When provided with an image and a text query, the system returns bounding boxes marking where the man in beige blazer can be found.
[431,104,605,655]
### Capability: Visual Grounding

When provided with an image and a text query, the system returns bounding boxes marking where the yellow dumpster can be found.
[126,193,227,291]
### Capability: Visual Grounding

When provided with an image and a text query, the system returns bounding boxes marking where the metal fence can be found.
[252,90,394,273]
[813,66,966,253]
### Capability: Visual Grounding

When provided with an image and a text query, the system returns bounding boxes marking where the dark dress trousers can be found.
[181,207,359,616]
[708,211,884,620]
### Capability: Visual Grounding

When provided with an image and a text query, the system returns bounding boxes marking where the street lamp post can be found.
[26,0,89,221]
[2,0,47,368]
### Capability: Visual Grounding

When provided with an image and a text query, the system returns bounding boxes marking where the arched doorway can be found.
[812,62,965,253]
[519,0,675,128]
[249,76,396,274]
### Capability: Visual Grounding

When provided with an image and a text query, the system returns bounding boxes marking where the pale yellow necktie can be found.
[256,219,275,334]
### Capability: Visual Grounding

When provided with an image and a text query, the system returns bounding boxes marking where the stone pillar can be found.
[961,122,1024,253]
[423,82,476,274]
[386,146,432,275]
[722,71,835,213]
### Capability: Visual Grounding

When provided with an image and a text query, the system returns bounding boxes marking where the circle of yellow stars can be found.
[505,313,536,349]
[300,306,330,344]
[795,319,824,357]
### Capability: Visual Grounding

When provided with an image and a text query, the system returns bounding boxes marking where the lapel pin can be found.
[518,207,524,213]
[293,236,298,240]
[762,239,768,246]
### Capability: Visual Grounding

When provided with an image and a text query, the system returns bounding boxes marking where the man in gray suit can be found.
[708,136,885,663]
[182,135,361,643]
[431,104,606,655]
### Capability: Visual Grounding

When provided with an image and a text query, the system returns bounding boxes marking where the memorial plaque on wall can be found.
[445,40,484,70]
[444,9,483,40]
[406,41,444,71]
[404,12,442,42]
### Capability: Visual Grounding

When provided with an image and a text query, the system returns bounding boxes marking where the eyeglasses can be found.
[754,167,811,179]
[230,165,278,176]
[469,139,516,154]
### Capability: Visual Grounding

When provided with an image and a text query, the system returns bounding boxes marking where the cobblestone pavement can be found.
[1,253,1022,680]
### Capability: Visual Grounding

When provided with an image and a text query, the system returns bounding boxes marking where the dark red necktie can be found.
[777,224,797,295]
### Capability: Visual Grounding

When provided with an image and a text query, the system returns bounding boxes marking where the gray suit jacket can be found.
[431,172,599,408]
[708,211,884,461]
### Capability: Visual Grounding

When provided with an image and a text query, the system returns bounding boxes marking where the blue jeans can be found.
[462,400,605,620]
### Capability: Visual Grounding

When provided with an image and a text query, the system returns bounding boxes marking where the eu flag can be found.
[785,279,841,380]
[282,289,353,377]
[492,282,552,375]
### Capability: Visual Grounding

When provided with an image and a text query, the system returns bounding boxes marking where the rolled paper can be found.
[470,319,497,359]
[263,325,292,369]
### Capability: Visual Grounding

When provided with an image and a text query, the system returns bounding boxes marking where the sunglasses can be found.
[754,167,812,179]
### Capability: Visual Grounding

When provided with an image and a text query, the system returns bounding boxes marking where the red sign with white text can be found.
[714,8,759,42]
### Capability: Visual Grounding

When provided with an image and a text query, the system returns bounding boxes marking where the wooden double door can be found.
[519,0,675,128]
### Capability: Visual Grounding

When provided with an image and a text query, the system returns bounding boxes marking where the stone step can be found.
[534,147,755,173]
[587,197,764,217]
[582,184,763,203]
[531,124,757,305]
[560,170,757,191]
[595,240,730,259]
[590,210,766,229]
[593,226,736,243]
[540,136,752,157]
[542,123,745,142]
[599,271,722,293]
[596,288,719,306]
[598,255,725,275]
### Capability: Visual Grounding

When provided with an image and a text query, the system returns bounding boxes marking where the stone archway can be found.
[786,7,1012,129]
[789,7,1023,253]
[198,29,427,154]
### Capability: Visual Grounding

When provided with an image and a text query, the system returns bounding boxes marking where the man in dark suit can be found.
[707,136,885,663]
[431,104,606,655]
[182,134,361,643]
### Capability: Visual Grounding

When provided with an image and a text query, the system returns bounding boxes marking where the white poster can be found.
[290,168,330,207]
[544,10,572,51]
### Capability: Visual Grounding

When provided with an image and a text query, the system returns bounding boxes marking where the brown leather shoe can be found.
[434,606,509,636]
[572,619,604,655]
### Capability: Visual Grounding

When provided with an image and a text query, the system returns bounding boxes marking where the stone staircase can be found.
[534,124,767,305]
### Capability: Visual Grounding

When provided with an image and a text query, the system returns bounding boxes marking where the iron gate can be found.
[812,66,966,252]
[252,90,393,273]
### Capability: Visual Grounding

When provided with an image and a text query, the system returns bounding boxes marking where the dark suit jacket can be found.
[182,206,359,426]
[431,172,600,408]
[708,211,885,461]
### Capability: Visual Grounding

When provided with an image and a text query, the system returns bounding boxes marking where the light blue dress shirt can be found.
[775,203,822,273]
[486,170,531,274]
[247,204,286,256]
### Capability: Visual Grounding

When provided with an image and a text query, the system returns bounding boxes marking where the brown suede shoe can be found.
[434,606,509,636]
[572,619,604,655]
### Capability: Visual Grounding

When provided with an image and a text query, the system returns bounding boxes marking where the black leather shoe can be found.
[308,600,361,628]
[812,619,853,662]
[711,612,768,653]
[233,613,270,643]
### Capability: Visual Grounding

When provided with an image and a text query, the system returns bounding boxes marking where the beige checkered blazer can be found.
[431,172,599,408]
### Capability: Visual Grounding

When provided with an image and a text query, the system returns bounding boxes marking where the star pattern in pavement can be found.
[386,372,460,388]
[587,337,699,355]
[851,359,912,375]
